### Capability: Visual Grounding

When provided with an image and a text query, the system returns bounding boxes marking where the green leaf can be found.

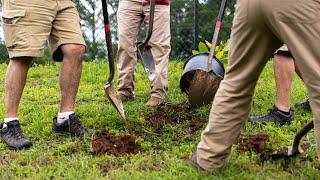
[198,41,209,53]
[192,50,199,55]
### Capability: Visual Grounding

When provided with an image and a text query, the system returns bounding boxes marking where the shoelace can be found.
[70,118,89,133]
[10,125,26,140]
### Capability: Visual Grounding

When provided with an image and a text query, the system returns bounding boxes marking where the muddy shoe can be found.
[189,149,205,171]
[146,96,164,107]
[52,113,94,137]
[248,106,294,125]
[295,99,311,111]
[0,120,32,150]
[117,93,134,102]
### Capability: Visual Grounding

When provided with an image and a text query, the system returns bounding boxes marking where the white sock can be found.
[3,117,19,128]
[57,111,74,124]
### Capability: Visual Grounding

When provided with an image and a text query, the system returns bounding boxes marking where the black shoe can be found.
[189,149,205,171]
[248,106,294,125]
[52,113,94,137]
[0,120,32,150]
[295,99,311,111]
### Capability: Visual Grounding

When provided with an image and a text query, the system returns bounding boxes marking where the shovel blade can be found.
[268,142,310,159]
[104,84,126,120]
[138,45,156,82]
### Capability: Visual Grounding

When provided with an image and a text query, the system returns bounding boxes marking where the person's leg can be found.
[117,0,143,100]
[5,58,33,118]
[274,54,295,112]
[59,44,85,112]
[0,58,33,149]
[143,4,171,106]
[268,0,320,156]
[248,52,295,125]
[49,0,92,136]
[194,0,282,170]
[0,0,54,149]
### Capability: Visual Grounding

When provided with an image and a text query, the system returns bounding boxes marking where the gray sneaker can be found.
[52,113,94,137]
[249,106,294,125]
[0,120,33,150]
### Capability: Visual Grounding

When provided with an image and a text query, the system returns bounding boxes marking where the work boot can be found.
[52,113,94,137]
[248,106,294,125]
[117,93,134,102]
[295,99,311,111]
[189,149,205,171]
[146,96,164,107]
[0,120,33,150]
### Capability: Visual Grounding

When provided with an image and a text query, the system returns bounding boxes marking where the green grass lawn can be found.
[0,61,319,179]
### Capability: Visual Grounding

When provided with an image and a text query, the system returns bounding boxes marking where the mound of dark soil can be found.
[145,103,207,132]
[237,133,269,153]
[91,131,141,156]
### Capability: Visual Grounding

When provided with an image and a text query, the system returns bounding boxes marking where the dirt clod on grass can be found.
[237,133,269,153]
[145,103,207,132]
[91,131,141,156]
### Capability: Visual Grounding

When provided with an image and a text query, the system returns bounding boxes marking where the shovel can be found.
[268,120,313,159]
[137,0,156,82]
[186,0,227,107]
[101,0,126,120]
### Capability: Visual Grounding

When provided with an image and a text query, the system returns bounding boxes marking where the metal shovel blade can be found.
[104,83,126,120]
[268,142,310,159]
[138,44,156,81]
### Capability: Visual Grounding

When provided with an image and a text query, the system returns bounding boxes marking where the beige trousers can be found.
[117,0,171,98]
[196,0,320,171]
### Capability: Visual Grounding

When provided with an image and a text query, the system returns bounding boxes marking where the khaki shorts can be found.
[1,0,86,61]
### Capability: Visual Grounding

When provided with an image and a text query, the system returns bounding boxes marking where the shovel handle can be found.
[141,0,156,48]
[102,0,115,84]
[292,120,314,154]
[208,0,227,72]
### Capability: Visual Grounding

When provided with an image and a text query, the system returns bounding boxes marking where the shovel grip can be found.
[292,120,314,154]
[102,0,115,84]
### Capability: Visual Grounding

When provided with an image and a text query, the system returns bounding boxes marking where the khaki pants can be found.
[196,0,320,170]
[117,0,171,98]
[1,0,85,61]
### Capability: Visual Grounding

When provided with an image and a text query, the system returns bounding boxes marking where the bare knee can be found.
[9,57,33,68]
[61,44,85,60]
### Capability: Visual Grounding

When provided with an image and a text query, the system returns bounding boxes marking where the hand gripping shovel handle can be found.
[102,0,114,84]
[208,0,227,72]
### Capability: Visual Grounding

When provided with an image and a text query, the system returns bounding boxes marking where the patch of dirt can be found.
[65,146,79,156]
[145,103,207,132]
[100,163,110,176]
[91,130,141,156]
[237,133,269,153]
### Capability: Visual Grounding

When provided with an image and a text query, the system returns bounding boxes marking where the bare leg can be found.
[273,54,295,112]
[59,44,85,112]
[5,58,33,118]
